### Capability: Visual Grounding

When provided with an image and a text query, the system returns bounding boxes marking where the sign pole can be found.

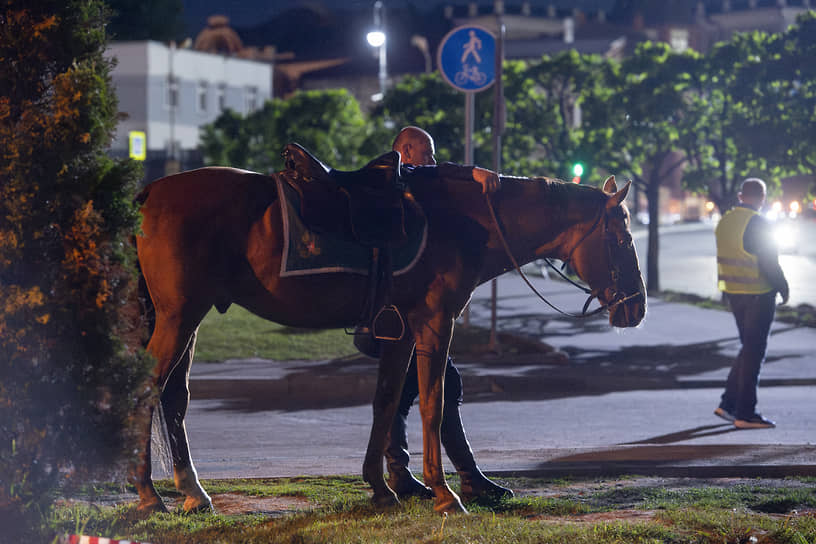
[437,24,496,334]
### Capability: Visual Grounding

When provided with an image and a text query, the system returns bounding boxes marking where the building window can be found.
[197,81,208,113]
[245,86,258,114]
[217,84,226,112]
[166,75,178,108]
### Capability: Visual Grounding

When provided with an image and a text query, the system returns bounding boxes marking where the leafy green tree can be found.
[106,0,185,42]
[584,42,697,293]
[0,1,152,537]
[679,30,786,212]
[514,51,607,181]
[759,12,816,189]
[200,89,372,172]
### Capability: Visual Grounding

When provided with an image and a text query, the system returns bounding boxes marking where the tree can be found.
[679,30,787,212]
[508,51,607,180]
[200,89,372,172]
[759,12,816,187]
[584,42,697,293]
[0,1,152,537]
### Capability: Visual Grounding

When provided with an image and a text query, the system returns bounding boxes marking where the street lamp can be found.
[366,1,387,101]
[411,34,431,73]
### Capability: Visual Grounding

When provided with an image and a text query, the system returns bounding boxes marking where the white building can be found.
[106,41,273,181]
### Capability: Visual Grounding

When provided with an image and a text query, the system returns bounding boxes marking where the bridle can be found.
[484,192,642,319]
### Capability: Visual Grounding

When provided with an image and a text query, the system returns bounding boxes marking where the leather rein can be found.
[483,191,641,319]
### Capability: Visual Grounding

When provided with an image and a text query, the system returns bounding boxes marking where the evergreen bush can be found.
[0,1,153,539]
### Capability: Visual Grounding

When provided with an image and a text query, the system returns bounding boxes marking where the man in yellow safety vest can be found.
[714,178,789,429]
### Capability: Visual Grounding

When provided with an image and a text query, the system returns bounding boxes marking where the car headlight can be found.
[773,223,797,249]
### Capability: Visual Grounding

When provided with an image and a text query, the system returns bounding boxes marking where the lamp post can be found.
[366,1,387,100]
[411,34,431,73]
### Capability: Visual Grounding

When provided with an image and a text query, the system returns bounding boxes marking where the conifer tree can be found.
[0,0,153,537]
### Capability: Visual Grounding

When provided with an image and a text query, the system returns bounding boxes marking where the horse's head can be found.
[566,176,646,327]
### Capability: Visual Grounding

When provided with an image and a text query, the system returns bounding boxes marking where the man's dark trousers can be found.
[386,355,474,473]
[721,291,776,419]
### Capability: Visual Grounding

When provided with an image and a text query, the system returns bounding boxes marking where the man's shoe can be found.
[387,469,434,500]
[460,472,514,503]
[734,414,776,429]
[714,407,735,422]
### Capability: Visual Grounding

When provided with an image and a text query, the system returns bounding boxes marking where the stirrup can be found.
[372,304,405,341]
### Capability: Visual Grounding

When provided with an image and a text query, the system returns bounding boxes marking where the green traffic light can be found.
[572,163,584,177]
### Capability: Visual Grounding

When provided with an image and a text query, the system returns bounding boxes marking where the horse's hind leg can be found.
[363,336,415,508]
[130,310,205,514]
[129,384,167,514]
[162,329,213,513]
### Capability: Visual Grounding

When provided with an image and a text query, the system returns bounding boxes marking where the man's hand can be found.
[779,288,789,305]
[472,167,500,193]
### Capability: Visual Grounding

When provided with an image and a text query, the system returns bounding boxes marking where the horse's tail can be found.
[134,183,152,206]
[131,190,172,474]
[132,236,172,475]
[135,255,156,346]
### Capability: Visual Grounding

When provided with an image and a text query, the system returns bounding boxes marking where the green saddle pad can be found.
[276,176,427,277]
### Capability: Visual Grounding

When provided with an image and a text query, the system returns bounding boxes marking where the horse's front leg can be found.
[362,336,415,508]
[415,315,466,514]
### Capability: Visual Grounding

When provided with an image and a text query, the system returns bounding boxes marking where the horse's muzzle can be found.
[608,290,646,327]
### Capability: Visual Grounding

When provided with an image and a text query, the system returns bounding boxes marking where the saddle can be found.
[282,143,407,248]
[281,143,409,343]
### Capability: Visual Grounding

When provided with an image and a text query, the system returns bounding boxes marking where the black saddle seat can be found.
[282,143,407,248]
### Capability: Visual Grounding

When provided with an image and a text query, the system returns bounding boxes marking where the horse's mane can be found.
[406,166,604,224]
[497,174,605,219]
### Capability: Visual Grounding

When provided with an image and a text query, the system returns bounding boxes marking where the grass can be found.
[194,306,358,362]
[659,290,816,328]
[193,304,554,363]
[48,476,816,544]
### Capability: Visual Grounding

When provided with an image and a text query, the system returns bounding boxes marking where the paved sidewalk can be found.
[182,272,816,480]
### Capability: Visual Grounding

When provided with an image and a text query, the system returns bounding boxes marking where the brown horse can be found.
[132,164,646,515]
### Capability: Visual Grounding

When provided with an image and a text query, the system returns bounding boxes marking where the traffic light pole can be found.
[487,16,505,354]
[461,92,474,328]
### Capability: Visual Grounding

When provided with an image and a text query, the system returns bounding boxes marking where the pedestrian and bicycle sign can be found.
[129,130,146,161]
[437,25,496,92]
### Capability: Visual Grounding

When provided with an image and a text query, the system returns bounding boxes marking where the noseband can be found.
[485,193,641,319]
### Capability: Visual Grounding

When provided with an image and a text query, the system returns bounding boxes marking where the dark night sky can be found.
[181,1,618,38]
[181,0,413,36]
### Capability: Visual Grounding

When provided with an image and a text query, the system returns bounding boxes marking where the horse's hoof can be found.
[372,491,401,509]
[183,497,215,514]
[136,500,168,516]
[433,494,468,515]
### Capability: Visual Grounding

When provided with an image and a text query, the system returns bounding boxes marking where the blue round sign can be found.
[437,25,496,92]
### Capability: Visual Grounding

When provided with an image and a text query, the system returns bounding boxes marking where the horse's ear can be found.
[608,179,632,208]
[602,175,617,194]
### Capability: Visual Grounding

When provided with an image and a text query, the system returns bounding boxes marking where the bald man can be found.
[381,126,511,502]
[392,126,500,193]
[714,178,788,429]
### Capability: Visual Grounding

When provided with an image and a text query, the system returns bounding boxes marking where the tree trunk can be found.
[646,182,660,294]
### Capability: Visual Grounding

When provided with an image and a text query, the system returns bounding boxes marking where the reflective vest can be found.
[715,207,773,294]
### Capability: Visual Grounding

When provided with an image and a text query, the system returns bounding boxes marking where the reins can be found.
[483,191,608,318]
